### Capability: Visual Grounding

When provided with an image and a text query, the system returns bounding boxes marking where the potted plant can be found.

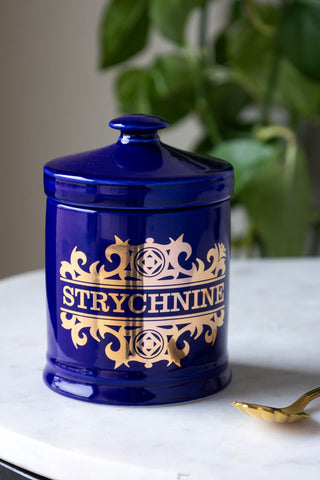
[99,0,320,256]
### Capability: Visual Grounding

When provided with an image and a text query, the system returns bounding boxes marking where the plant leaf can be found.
[205,81,249,127]
[116,69,153,113]
[116,53,197,124]
[149,0,207,45]
[238,147,311,256]
[100,0,149,68]
[280,2,320,81]
[226,21,320,117]
[211,139,278,198]
[149,53,197,123]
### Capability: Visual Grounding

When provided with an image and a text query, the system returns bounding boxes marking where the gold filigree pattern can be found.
[59,236,227,368]
[60,308,225,368]
[60,235,226,285]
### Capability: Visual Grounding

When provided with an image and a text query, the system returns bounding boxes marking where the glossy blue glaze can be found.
[43,114,233,209]
[43,114,234,405]
[109,114,169,132]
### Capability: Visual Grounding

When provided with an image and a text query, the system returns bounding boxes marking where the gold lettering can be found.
[148,293,171,313]
[199,283,224,308]
[63,285,74,307]
[62,280,225,315]
[216,283,224,304]
[128,294,147,314]
[191,289,201,310]
[108,293,129,313]
[90,291,109,312]
[171,291,191,312]
[74,288,91,310]
[200,286,215,308]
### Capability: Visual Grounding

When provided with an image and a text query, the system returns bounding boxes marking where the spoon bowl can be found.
[232,401,309,423]
[232,387,320,423]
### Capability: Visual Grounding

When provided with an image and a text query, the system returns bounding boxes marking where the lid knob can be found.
[109,114,169,132]
[109,114,169,144]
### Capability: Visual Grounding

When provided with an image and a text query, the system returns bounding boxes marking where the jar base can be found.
[43,362,231,406]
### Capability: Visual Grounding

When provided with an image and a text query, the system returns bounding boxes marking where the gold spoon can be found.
[232,387,320,423]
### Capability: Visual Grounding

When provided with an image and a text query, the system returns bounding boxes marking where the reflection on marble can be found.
[1,260,320,480]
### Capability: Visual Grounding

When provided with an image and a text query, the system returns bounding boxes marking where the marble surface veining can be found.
[1,259,320,480]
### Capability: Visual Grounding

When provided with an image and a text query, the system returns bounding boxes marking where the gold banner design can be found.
[59,236,227,368]
[60,235,226,285]
[60,308,224,369]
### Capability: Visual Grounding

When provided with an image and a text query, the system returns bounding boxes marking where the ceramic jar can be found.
[43,114,234,405]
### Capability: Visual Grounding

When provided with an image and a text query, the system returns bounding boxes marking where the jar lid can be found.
[44,114,233,209]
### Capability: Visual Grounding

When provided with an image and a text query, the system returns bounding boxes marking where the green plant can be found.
[99,0,320,256]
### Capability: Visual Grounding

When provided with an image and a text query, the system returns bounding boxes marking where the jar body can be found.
[44,198,231,405]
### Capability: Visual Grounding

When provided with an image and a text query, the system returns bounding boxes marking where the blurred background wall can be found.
[0,0,115,278]
[0,0,226,279]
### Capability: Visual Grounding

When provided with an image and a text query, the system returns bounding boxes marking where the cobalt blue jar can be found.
[43,114,234,405]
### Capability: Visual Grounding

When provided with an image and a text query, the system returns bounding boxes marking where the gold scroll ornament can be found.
[59,235,227,368]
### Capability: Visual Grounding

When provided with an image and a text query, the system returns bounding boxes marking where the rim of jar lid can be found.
[43,168,234,210]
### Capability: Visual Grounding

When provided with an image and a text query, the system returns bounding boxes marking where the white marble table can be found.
[1,260,320,480]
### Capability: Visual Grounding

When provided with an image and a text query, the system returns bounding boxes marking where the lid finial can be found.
[109,114,169,133]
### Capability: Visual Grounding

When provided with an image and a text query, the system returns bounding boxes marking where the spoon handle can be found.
[286,386,320,412]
